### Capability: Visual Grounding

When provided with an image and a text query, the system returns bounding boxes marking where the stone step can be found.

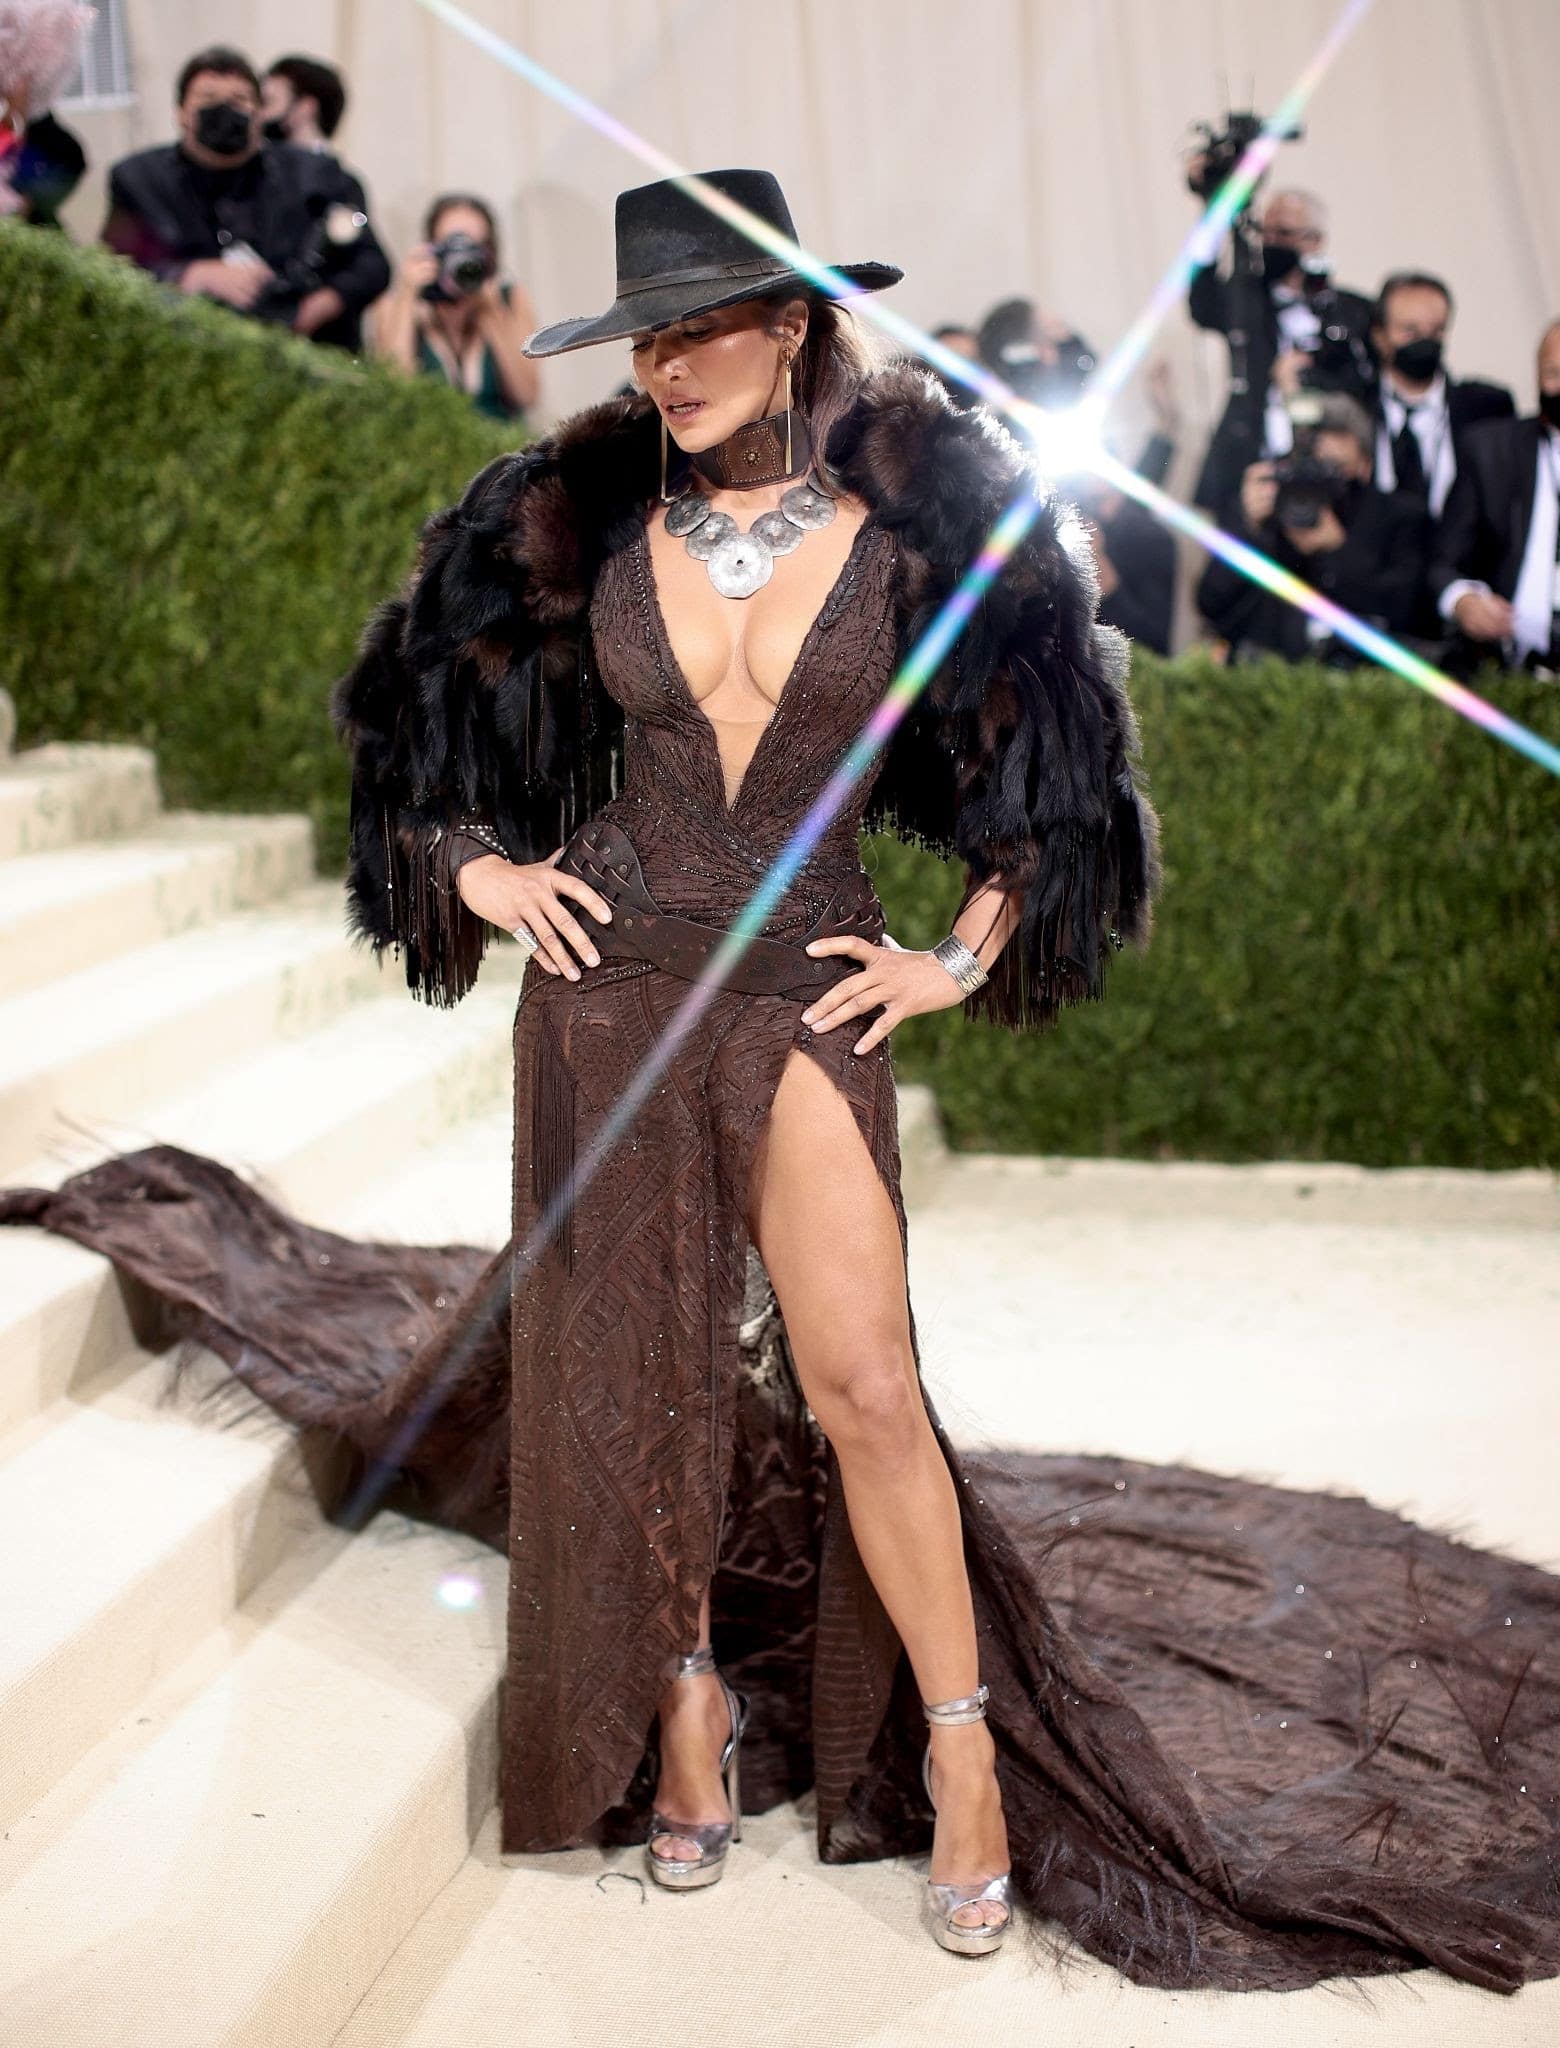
[0,1514,505,2048]
[0,811,317,996]
[0,1350,338,1831]
[0,881,386,1179]
[0,742,162,861]
[0,962,523,1440]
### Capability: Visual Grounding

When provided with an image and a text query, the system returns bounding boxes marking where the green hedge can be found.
[4,225,1556,1168]
[0,222,515,865]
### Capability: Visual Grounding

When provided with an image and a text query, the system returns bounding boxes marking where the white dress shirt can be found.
[1375,373,1457,516]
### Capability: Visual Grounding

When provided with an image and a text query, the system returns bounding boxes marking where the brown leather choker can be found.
[686,408,814,490]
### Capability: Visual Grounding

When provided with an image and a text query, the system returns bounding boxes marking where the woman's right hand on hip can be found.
[456,849,614,981]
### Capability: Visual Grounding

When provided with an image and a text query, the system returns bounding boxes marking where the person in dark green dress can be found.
[371,191,539,424]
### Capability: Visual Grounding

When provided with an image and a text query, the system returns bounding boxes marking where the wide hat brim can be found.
[522,260,903,359]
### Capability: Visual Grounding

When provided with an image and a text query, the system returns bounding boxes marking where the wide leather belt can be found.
[553,817,882,1001]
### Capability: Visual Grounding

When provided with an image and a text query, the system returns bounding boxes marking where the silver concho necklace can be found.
[664,474,838,600]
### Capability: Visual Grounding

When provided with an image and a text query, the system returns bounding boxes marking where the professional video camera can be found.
[421,230,498,304]
[1185,106,1303,208]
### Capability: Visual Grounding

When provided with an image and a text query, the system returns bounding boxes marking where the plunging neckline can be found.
[637,502,881,817]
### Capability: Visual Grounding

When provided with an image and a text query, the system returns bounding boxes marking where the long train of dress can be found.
[3,1136,1559,1996]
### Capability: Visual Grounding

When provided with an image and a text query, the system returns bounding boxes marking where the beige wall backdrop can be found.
[61,0,1559,480]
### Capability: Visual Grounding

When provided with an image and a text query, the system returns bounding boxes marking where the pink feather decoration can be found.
[0,1,97,122]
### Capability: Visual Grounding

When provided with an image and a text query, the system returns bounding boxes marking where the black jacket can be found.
[1197,484,1429,661]
[1372,374,1516,497]
[1188,256,1375,519]
[1373,376,1516,636]
[101,140,390,351]
[1097,498,1176,657]
[328,365,1161,1032]
[1430,414,1554,606]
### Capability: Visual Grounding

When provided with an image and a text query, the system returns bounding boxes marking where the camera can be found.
[1270,448,1350,531]
[1186,108,1303,207]
[1293,265,1377,399]
[421,231,496,304]
[238,198,368,327]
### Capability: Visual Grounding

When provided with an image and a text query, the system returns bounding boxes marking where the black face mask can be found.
[261,113,292,145]
[1261,240,1301,286]
[194,102,254,159]
[1539,390,1560,428]
[1392,336,1444,383]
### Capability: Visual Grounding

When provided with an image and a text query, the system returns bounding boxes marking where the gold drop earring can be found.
[783,352,794,471]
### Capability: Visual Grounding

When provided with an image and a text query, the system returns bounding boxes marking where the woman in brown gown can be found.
[4,170,1560,1993]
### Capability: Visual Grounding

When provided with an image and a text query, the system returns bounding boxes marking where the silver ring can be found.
[510,922,540,957]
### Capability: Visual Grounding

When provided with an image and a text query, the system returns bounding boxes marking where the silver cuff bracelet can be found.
[932,932,989,994]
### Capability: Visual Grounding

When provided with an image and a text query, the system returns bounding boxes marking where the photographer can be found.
[975,296,1096,409]
[101,44,390,352]
[370,193,540,424]
[1197,393,1428,663]
[1184,173,1375,523]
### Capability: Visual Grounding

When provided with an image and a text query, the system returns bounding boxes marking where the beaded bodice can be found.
[583,505,900,931]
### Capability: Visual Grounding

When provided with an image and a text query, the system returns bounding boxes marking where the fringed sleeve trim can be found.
[327,450,625,1009]
[950,623,1162,1036]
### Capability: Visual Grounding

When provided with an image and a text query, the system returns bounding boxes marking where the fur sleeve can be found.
[327,449,625,1008]
[837,366,1162,1034]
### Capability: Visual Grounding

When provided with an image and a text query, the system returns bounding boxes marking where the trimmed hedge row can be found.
[0,222,514,864]
[4,225,1556,1167]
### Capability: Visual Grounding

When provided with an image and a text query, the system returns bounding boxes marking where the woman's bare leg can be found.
[744,1046,1008,1925]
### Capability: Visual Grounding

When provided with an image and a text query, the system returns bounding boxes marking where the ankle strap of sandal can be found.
[674,1645,718,1678]
[922,1682,989,1725]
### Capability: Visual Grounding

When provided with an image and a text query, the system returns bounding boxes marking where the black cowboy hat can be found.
[522,167,902,359]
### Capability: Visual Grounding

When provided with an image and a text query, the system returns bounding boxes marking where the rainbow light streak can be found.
[1091,448,1560,774]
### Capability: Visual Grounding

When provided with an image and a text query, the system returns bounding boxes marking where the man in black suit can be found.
[1368,272,1515,637]
[1196,393,1429,664]
[1184,182,1376,523]
[1370,272,1515,517]
[1431,320,1560,677]
[101,44,389,353]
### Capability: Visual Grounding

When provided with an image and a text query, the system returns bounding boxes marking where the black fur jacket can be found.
[329,360,1160,1031]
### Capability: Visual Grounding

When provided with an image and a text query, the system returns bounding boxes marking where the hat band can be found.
[615,255,791,298]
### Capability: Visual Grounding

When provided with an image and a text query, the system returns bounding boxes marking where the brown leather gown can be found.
[4,503,1559,1996]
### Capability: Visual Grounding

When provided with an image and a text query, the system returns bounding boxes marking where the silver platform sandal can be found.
[645,1645,749,1891]
[921,1682,1014,1956]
